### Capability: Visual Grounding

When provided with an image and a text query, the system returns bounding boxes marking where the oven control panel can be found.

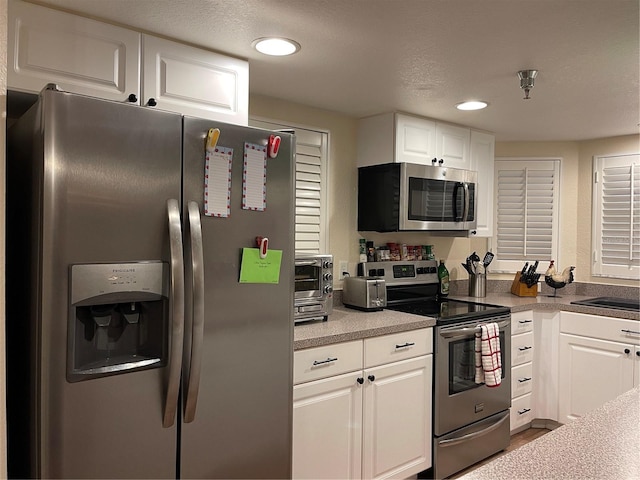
[357,260,438,286]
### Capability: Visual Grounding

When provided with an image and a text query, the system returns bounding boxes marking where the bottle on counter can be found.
[438,260,450,298]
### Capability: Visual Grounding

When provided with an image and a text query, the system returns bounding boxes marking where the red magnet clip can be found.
[256,236,269,259]
[268,135,281,158]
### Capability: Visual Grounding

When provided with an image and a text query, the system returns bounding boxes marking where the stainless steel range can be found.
[359,260,512,479]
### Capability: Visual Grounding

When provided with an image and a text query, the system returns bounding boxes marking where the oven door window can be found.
[449,331,505,395]
[408,177,475,222]
[295,265,320,293]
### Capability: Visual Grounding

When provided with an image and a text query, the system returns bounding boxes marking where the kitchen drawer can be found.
[511,362,533,398]
[511,312,534,335]
[511,331,534,367]
[294,340,363,385]
[510,393,534,431]
[560,311,640,344]
[364,328,432,368]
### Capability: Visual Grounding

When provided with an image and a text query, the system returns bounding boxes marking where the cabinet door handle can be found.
[356,377,364,385]
[368,375,375,382]
[518,319,533,324]
[518,346,532,351]
[621,329,640,336]
[517,408,531,415]
[636,351,640,357]
[518,377,532,383]
[395,342,415,349]
[312,357,338,366]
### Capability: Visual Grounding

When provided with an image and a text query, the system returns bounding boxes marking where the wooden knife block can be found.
[510,272,538,297]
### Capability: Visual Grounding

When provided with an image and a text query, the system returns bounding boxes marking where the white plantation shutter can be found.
[249,118,328,254]
[492,159,560,273]
[592,154,640,279]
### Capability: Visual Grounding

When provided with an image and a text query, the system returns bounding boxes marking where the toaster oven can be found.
[294,254,333,323]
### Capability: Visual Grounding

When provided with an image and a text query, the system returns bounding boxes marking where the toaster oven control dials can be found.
[322,260,333,269]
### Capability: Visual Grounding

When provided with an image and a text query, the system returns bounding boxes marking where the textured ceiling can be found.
[32,0,640,142]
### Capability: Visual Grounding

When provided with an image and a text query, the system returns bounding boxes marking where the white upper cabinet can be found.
[435,123,470,169]
[469,130,495,237]
[142,35,248,124]
[8,0,249,124]
[8,0,140,102]
[357,112,484,170]
[395,114,437,164]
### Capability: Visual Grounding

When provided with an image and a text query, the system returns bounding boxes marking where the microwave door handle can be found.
[463,182,470,222]
[452,183,461,221]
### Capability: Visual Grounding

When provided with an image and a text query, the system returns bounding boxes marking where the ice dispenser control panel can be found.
[71,262,166,305]
[68,262,168,382]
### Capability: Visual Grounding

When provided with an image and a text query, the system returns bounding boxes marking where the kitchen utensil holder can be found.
[469,273,486,297]
[510,272,538,297]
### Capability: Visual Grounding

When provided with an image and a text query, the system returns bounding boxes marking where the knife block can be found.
[510,272,538,297]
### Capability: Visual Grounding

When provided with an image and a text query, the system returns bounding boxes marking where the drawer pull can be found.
[518,346,532,351]
[518,377,532,383]
[517,408,531,415]
[395,342,415,349]
[621,329,640,336]
[518,319,533,324]
[312,357,338,366]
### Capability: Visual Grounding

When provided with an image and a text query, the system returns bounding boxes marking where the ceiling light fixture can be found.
[456,101,488,111]
[252,37,300,56]
[517,70,538,99]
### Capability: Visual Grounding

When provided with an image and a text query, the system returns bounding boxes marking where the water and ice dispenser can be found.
[68,262,168,382]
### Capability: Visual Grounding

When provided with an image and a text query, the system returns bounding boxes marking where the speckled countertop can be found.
[293,307,436,350]
[294,292,638,350]
[459,387,640,480]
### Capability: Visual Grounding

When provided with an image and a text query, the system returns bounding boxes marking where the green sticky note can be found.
[239,248,283,284]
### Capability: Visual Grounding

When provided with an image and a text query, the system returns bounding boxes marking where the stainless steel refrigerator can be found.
[6,86,295,479]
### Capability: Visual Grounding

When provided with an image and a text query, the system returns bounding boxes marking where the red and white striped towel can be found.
[474,322,502,387]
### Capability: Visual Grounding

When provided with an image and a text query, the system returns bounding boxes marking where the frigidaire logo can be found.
[112,268,136,273]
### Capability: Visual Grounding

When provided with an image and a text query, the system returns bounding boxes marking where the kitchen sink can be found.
[570,297,640,312]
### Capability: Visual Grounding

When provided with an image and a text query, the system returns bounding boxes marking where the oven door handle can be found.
[440,319,510,339]
[438,411,510,447]
[295,260,318,267]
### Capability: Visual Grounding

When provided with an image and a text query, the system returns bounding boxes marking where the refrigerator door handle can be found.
[183,201,205,423]
[163,199,185,428]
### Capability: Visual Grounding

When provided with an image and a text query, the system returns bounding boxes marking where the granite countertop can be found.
[459,387,640,480]
[294,292,638,351]
[293,307,436,350]
[452,292,640,321]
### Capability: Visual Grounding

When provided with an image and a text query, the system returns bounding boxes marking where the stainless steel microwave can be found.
[357,162,477,233]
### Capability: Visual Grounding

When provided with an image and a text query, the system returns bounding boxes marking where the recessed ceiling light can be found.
[252,37,301,56]
[456,101,488,111]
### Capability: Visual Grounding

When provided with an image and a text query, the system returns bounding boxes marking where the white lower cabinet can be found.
[293,371,364,479]
[510,311,535,432]
[558,312,639,424]
[362,355,432,479]
[293,328,433,480]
